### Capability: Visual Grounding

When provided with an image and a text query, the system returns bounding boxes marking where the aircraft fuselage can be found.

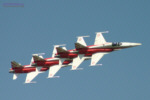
[9,66,49,73]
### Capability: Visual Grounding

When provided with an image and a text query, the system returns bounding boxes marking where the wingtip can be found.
[89,64,103,67]
[24,81,37,84]
[47,76,60,78]
[95,31,109,34]
[76,35,90,38]
[70,68,83,70]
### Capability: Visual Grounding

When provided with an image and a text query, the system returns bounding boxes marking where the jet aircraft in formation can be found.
[9,31,141,83]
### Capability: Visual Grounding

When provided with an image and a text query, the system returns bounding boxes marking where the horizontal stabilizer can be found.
[11,61,23,68]
[13,73,20,80]
[75,43,87,49]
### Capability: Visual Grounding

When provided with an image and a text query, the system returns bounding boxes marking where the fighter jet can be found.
[10,31,141,83]
[9,60,48,83]
[31,45,72,78]
[9,45,72,83]
[54,31,142,70]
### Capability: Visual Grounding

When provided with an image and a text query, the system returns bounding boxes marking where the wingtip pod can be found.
[32,53,45,56]
[24,81,37,84]
[95,31,109,34]
[76,35,90,38]
[47,76,60,78]
[53,44,66,47]
[70,68,83,71]
[89,64,103,67]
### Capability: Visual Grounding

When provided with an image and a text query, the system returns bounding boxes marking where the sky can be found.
[0,0,150,100]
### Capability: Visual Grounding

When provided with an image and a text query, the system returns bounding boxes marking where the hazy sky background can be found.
[0,0,149,100]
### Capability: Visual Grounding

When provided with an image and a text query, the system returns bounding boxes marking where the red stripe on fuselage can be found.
[34,60,72,66]
[12,67,49,73]
[35,60,58,66]
[58,53,78,58]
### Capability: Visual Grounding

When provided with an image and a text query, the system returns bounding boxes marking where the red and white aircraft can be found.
[31,45,72,79]
[54,31,142,70]
[9,45,72,83]
[9,60,48,83]
[10,31,141,83]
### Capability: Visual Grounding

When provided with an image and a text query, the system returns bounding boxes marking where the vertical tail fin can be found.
[32,53,45,63]
[56,47,68,53]
[75,43,87,49]
[52,44,66,57]
[11,61,23,68]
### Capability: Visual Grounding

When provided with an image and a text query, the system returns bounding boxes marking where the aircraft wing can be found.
[48,65,61,78]
[25,67,42,83]
[94,31,108,45]
[25,72,39,83]
[90,52,108,66]
[48,59,65,78]
[71,54,85,70]
[76,36,88,46]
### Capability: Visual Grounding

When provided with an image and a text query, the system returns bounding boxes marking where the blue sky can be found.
[0,0,149,100]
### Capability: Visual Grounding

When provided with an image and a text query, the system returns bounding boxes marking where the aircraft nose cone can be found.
[9,70,14,73]
[132,43,142,46]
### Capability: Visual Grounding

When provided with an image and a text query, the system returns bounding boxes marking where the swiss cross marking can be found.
[92,61,95,64]
[79,38,82,41]
[73,66,76,69]
[97,34,100,37]
[50,74,53,77]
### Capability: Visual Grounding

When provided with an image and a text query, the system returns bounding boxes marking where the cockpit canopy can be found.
[112,42,122,46]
